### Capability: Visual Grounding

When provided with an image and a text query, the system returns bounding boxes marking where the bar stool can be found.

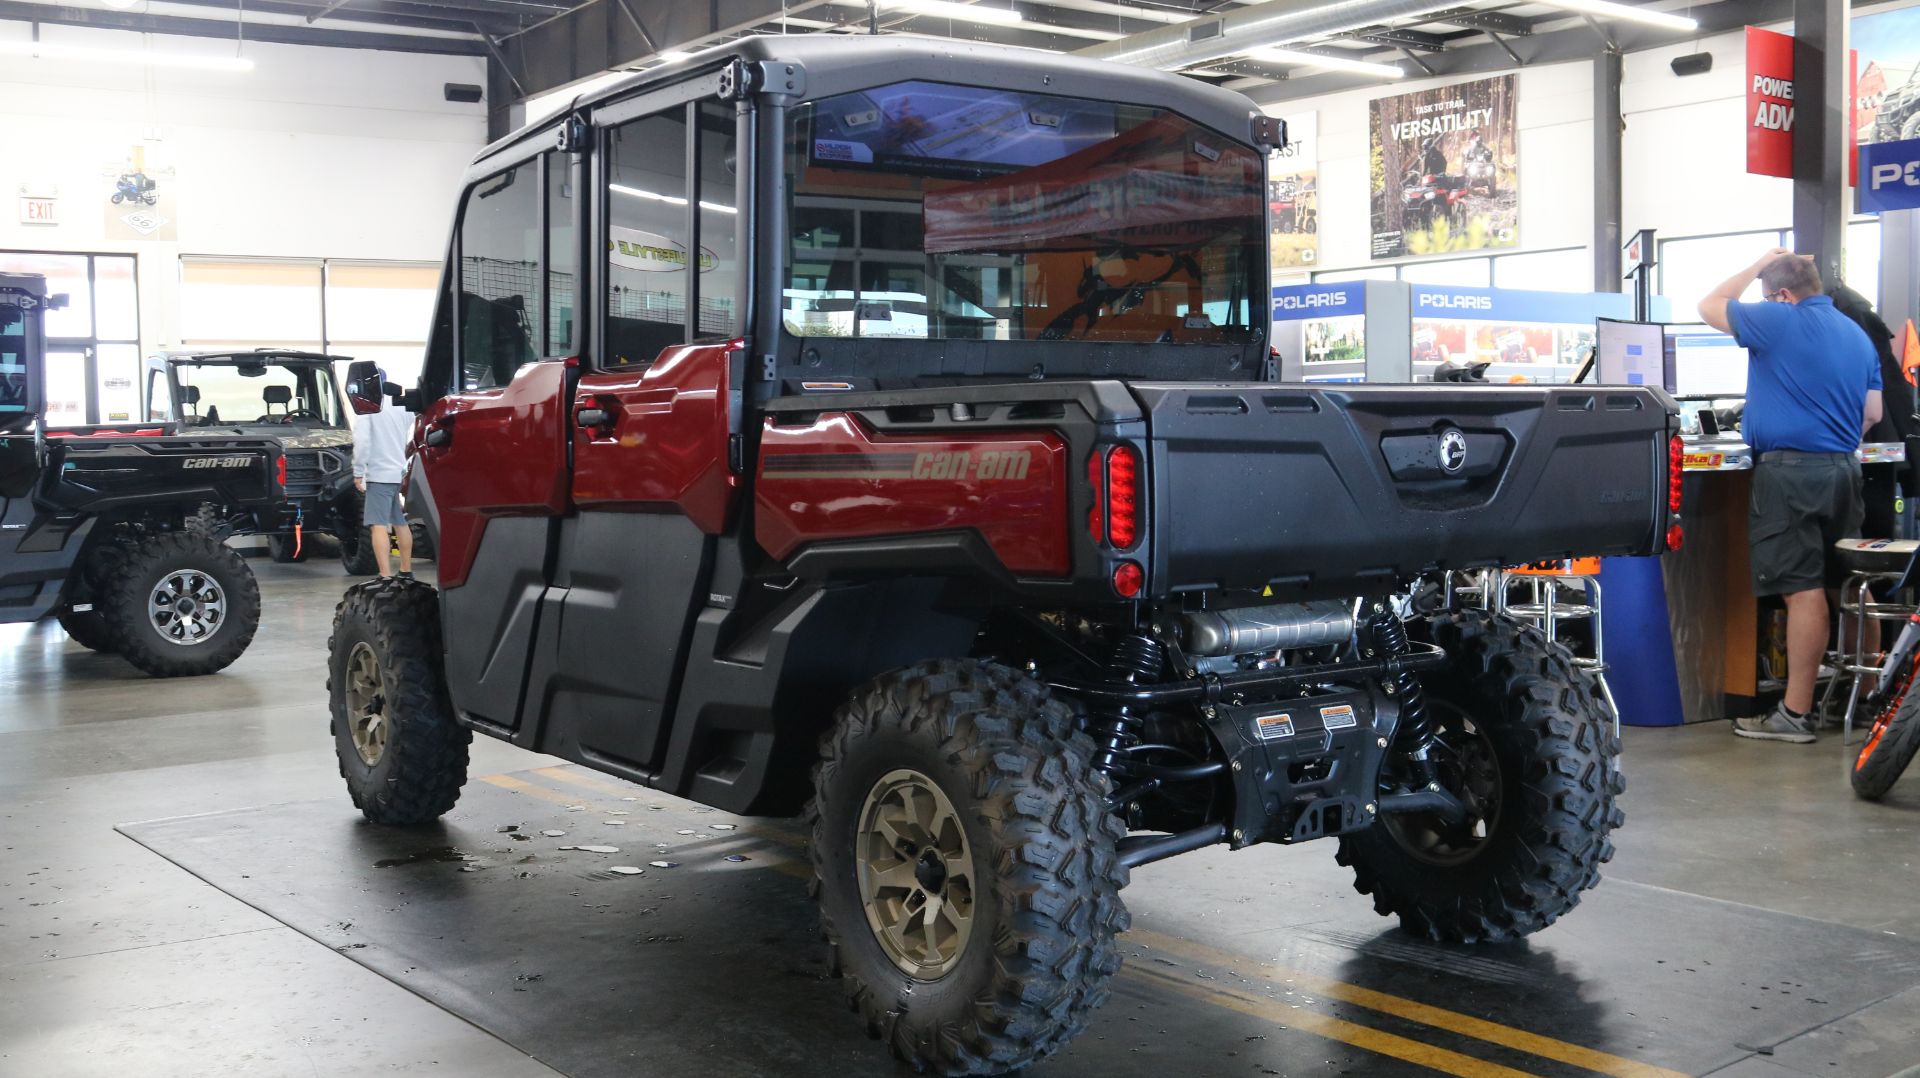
[1494,559,1619,732]
[1819,539,1920,742]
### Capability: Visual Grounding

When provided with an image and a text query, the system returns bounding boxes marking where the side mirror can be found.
[343,360,389,415]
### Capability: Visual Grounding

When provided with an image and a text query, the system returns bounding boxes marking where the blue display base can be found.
[1598,556,1686,726]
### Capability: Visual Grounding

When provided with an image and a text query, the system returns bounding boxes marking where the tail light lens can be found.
[1112,561,1144,598]
[1106,446,1140,549]
[275,455,287,488]
[1666,434,1685,551]
[1086,452,1104,540]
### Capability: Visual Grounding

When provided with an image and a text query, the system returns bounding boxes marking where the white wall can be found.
[0,22,487,352]
[1262,60,1595,276]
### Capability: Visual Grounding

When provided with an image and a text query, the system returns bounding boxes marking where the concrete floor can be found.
[3,559,1919,1077]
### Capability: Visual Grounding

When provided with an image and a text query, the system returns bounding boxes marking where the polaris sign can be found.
[1860,137,1920,213]
[1271,284,1363,320]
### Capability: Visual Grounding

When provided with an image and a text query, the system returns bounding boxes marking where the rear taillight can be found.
[1666,434,1685,551]
[1106,446,1140,549]
[1112,561,1144,598]
[276,455,287,488]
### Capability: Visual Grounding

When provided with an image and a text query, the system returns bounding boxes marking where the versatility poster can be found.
[1369,74,1517,260]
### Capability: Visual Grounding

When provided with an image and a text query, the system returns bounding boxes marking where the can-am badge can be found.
[1438,428,1468,474]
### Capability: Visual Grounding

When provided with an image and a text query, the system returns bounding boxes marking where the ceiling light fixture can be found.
[1533,0,1697,32]
[1243,47,1404,78]
[656,50,694,62]
[884,0,1024,27]
[610,184,737,214]
[99,0,141,9]
[0,38,255,71]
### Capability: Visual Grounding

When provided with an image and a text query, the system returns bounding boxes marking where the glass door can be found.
[0,251,141,425]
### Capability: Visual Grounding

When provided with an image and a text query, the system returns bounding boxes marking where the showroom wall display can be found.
[101,143,178,242]
[1269,111,1318,273]
[1855,6,1920,146]
[1369,74,1518,260]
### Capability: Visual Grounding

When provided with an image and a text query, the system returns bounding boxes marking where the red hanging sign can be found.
[1747,27,1796,178]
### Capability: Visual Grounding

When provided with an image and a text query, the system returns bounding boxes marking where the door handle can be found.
[424,426,451,448]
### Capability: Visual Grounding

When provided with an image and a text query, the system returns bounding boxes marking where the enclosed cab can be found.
[328,37,1675,1077]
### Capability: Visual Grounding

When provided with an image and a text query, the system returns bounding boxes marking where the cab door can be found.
[414,148,579,732]
[543,91,744,776]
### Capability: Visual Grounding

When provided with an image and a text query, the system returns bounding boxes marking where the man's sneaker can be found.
[396,571,415,582]
[1733,706,1817,743]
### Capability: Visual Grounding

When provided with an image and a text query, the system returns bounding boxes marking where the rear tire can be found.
[1854,656,1920,800]
[335,490,378,576]
[60,540,132,654]
[98,531,261,677]
[807,660,1128,1076]
[328,578,468,824]
[266,534,308,563]
[58,609,118,653]
[1336,611,1624,942]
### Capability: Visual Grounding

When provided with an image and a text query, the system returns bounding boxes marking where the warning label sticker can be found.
[1319,703,1358,730]
[1254,712,1296,741]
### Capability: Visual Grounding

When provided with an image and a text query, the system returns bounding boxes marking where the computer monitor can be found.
[1595,318,1667,387]
[1665,327,1749,399]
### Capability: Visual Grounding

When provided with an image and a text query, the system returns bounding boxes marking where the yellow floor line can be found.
[1128,962,1547,1078]
[529,766,643,800]
[1127,927,1687,1078]
[478,773,583,807]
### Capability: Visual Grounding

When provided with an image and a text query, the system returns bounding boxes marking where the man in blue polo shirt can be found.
[1701,249,1883,743]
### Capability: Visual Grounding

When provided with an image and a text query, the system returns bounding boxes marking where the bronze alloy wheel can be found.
[1382,701,1503,867]
[855,768,976,979]
[146,568,227,645]
[343,641,389,767]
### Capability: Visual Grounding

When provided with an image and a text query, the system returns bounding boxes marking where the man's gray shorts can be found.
[1749,451,1863,597]
[363,482,406,528]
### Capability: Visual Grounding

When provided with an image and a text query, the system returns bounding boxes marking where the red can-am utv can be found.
[328,36,1676,1076]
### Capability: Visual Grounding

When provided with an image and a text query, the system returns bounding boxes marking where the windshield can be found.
[784,81,1263,345]
[171,359,343,429]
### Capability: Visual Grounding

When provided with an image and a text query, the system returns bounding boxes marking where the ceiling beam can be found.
[1428,6,1532,36]
[137,0,525,34]
[0,0,487,52]
[1341,27,1447,53]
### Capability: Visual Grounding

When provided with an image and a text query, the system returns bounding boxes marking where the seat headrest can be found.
[262,385,293,405]
[179,385,201,405]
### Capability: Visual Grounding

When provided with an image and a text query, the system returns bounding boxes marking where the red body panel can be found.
[570,341,739,534]
[416,360,572,588]
[755,413,1070,576]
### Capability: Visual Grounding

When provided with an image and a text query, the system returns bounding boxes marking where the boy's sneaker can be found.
[1733,705,1816,743]
[396,571,415,582]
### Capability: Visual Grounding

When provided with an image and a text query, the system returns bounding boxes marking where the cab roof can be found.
[481,33,1267,165]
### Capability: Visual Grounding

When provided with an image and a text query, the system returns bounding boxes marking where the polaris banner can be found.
[1409,286,1633,324]
[1271,283,1363,321]
[1368,74,1518,260]
[1860,137,1920,212]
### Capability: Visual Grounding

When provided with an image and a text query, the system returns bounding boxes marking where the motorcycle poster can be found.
[1368,75,1517,260]
[102,144,178,241]
[1267,111,1318,272]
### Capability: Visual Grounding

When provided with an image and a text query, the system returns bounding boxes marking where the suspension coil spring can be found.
[1369,607,1436,781]
[1094,633,1164,773]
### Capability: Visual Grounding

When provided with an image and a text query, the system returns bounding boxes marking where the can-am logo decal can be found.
[1273,291,1347,311]
[762,449,1033,481]
[182,456,252,469]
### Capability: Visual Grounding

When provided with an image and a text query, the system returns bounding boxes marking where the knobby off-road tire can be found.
[266,533,309,563]
[58,540,133,653]
[807,660,1129,1076]
[1854,655,1920,800]
[97,531,261,677]
[1336,611,1625,943]
[327,578,469,824]
[335,489,379,576]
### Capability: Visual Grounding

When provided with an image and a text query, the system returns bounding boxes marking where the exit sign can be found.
[19,197,57,225]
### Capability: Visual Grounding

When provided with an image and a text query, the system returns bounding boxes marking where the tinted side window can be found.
[459,161,541,390]
[696,100,739,339]
[146,368,172,422]
[606,111,689,366]
[547,153,577,355]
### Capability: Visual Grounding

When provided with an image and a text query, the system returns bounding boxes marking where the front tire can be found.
[335,490,378,576]
[807,660,1129,1076]
[1337,611,1624,942]
[58,609,118,653]
[327,579,469,824]
[98,531,261,677]
[1854,655,1920,800]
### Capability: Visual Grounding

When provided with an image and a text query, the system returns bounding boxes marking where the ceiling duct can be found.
[1075,0,1461,70]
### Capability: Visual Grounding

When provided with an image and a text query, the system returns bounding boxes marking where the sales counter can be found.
[1638,438,1908,725]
